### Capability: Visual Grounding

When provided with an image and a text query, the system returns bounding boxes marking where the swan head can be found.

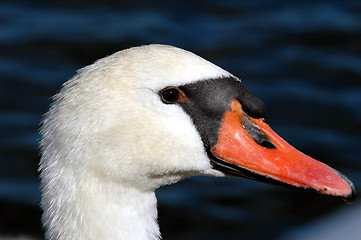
[40,44,354,198]
[39,44,355,240]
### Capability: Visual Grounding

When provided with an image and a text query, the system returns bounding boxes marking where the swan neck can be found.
[41,172,160,240]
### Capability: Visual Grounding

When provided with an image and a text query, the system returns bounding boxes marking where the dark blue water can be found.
[1,0,360,239]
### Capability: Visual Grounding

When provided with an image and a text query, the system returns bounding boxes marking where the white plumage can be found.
[39,45,229,240]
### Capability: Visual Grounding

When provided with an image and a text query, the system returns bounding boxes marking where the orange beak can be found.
[211,100,355,201]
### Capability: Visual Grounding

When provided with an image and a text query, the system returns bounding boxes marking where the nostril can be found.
[260,139,276,149]
[241,117,276,149]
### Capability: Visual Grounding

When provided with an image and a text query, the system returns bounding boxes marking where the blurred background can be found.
[0,0,360,239]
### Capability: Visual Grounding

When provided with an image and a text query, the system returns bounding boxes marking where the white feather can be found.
[39,44,228,240]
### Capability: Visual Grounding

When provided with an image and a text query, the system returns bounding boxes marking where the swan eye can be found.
[160,88,184,104]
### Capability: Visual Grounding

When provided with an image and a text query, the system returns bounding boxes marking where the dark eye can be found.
[160,87,184,104]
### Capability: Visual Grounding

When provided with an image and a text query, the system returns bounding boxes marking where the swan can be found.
[39,44,355,240]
